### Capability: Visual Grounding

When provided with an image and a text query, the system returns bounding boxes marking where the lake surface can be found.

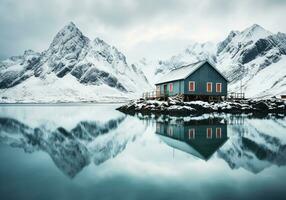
[0,104,286,200]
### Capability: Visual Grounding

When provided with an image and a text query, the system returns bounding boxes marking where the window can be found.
[207,82,212,92]
[216,83,222,93]
[188,129,195,139]
[169,83,173,92]
[216,128,222,138]
[167,127,173,136]
[156,123,161,132]
[189,81,195,92]
[206,128,212,139]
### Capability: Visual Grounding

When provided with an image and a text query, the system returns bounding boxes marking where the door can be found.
[163,84,167,96]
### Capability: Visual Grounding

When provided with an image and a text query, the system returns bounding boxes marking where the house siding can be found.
[158,80,184,96]
[184,62,227,96]
[156,62,227,97]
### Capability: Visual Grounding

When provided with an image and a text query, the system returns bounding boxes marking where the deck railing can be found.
[227,92,245,100]
[142,91,169,100]
[142,91,246,101]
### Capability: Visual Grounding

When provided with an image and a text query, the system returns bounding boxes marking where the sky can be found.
[0,0,286,63]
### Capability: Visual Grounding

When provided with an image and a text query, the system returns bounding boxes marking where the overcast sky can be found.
[1,0,286,63]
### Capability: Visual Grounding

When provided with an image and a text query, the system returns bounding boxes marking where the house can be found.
[155,118,228,160]
[155,60,229,101]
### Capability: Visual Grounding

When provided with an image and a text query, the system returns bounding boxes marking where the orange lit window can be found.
[188,128,195,139]
[216,128,222,138]
[216,83,222,93]
[207,128,212,138]
[169,83,173,92]
[207,82,212,92]
[189,81,195,92]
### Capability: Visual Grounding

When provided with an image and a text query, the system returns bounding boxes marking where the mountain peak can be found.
[48,21,89,51]
[66,21,77,28]
[242,24,272,39]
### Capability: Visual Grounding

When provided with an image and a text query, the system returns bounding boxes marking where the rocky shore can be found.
[116,97,286,116]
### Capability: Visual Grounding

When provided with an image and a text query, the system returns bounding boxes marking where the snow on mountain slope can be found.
[0,22,151,103]
[153,42,216,84]
[229,55,286,98]
[216,24,286,97]
[149,24,286,98]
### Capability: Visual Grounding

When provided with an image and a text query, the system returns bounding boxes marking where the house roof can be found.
[155,60,229,85]
[157,134,228,161]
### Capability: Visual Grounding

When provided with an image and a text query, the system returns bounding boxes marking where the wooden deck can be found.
[142,91,245,101]
[142,91,167,100]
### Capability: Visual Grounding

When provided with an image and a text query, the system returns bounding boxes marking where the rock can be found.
[253,101,269,111]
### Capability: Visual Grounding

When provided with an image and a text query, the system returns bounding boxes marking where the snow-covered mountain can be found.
[0,22,151,103]
[145,24,286,98]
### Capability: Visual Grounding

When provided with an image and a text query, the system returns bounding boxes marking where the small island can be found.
[117,61,286,116]
[116,97,286,116]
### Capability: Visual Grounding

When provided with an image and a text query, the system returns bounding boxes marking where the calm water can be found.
[0,104,286,200]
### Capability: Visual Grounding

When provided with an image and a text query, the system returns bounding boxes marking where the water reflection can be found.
[0,114,144,178]
[0,105,286,179]
[155,118,229,160]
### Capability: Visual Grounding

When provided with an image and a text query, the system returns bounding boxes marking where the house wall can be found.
[184,62,227,96]
[157,80,184,96]
[183,124,227,141]
[156,122,227,141]
[155,121,228,159]
[156,62,227,96]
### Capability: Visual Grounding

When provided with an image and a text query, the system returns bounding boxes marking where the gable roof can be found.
[157,134,228,161]
[155,60,229,85]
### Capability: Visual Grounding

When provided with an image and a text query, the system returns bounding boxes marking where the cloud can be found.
[0,0,286,62]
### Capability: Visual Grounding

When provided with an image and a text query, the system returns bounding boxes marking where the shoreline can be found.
[116,97,286,116]
[0,101,127,106]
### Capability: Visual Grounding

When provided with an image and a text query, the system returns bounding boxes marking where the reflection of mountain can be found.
[218,117,286,174]
[153,115,286,174]
[0,116,141,178]
[155,118,228,160]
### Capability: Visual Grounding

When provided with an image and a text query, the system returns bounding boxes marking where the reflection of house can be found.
[155,118,228,160]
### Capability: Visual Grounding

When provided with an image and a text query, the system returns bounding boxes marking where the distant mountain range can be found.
[1,23,285,102]
[138,24,286,98]
[0,22,151,103]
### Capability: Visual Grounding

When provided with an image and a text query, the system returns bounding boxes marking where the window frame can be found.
[216,128,222,138]
[188,128,195,139]
[207,82,213,92]
[167,127,173,136]
[216,83,222,93]
[169,83,173,92]
[206,128,212,139]
[189,81,195,92]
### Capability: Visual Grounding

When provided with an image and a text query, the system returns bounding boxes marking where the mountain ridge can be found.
[139,23,286,98]
[0,22,151,103]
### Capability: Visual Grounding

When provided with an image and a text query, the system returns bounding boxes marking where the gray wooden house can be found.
[155,60,229,101]
[155,118,228,160]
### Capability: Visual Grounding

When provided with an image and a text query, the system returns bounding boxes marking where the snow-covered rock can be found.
[117,97,286,116]
[0,22,152,103]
